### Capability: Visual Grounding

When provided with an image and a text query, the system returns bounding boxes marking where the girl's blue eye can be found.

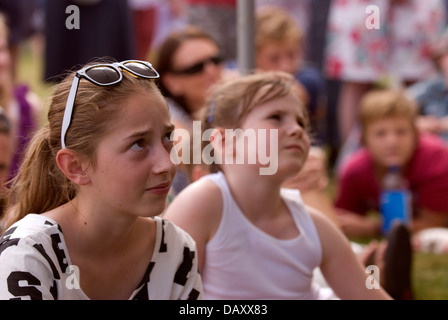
[164,132,173,142]
[163,132,174,148]
[130,139,144,151]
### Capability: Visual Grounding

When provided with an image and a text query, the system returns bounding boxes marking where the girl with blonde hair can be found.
[0,59,203,300]
[165,71,391,300]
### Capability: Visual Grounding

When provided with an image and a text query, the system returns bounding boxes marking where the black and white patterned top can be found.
[0,214,203,300]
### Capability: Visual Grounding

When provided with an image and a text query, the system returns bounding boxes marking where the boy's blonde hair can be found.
[255,6,303,51]
[359,89,418,139]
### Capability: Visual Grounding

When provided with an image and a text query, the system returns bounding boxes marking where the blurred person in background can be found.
[155,26,228,197]
[325,0,446,170]
[0,109,12,221]
[0,13,43,181]
[407,26,448,144]
[44,0,134,83]
[129,0,186,61]
[0,0,43,81]
[184,0,237,65]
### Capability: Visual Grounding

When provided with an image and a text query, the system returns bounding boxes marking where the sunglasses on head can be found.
[61,60,159,149]
[170,55,223,75]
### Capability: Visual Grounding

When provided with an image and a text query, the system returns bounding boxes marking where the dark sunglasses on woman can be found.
[170,55,223,75]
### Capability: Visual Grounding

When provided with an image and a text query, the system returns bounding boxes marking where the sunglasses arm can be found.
[61,75,81,149]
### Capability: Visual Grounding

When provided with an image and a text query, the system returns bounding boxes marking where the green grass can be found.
[413,252,448,300]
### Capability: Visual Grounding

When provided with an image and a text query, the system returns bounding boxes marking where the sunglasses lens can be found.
[85,66,121,85]
[183,63,204,74]
[174,55,222,75]
[123,61,158,78]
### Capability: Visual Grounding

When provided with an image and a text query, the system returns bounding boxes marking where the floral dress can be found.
[324,0,446,83]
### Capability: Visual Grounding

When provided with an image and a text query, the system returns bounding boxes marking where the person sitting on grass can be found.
[334,88,448,255]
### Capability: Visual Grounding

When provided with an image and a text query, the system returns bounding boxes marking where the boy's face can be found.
[256,41,302,75]
[364,117,416,168]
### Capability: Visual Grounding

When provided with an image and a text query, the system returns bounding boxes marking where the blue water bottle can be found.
[380,166,411,235]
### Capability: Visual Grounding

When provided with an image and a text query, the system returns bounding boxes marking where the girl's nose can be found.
[153,145,177,176]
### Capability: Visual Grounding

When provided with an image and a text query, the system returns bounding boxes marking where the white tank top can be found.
[201,172,332,300]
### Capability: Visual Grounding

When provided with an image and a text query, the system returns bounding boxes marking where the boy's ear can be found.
[56,149,91,186]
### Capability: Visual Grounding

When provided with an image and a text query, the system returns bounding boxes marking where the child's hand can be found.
[283,147,328,192]
[416,115,444,134]
[336,211,381,238]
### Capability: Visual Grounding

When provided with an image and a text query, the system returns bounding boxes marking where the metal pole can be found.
[237,0,255,75]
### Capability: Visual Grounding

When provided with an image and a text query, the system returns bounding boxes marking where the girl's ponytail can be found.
[1,58,161,234]
[2,125,73,232]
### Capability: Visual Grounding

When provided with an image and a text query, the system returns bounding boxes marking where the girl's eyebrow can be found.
[125,129,152,140]
[125,123,175,140]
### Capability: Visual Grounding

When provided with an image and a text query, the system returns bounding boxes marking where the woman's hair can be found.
[359,89,418,139]
[155,25,219,110]
[255,6,303,51]
[2,59,163,232]
[199,71,309,172]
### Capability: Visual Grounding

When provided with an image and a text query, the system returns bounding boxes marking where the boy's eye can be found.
[269,114,281,120]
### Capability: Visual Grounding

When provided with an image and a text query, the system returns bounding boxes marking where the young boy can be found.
[334,89,448,253]
[255,5,326,144]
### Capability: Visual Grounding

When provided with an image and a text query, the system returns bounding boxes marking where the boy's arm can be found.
[334,207,381,238]
[334,159,381,238]
[412,208,448,232]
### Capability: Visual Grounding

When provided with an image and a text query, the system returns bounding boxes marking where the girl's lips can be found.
[285,145,303,152]
[146,182,171,195]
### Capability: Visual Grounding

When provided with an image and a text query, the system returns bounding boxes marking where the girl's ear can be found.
[56,149,91,186]
[210,127,226,154]
[209,127,236,163]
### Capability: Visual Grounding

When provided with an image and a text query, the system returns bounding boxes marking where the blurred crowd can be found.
[1,0,448,299]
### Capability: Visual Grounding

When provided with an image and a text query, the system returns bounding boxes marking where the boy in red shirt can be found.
[335,89,448,254]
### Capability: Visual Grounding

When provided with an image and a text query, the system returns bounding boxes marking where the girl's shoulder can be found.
[169,172,224,211]
[1,214,62,244]
[164,173,224,237]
